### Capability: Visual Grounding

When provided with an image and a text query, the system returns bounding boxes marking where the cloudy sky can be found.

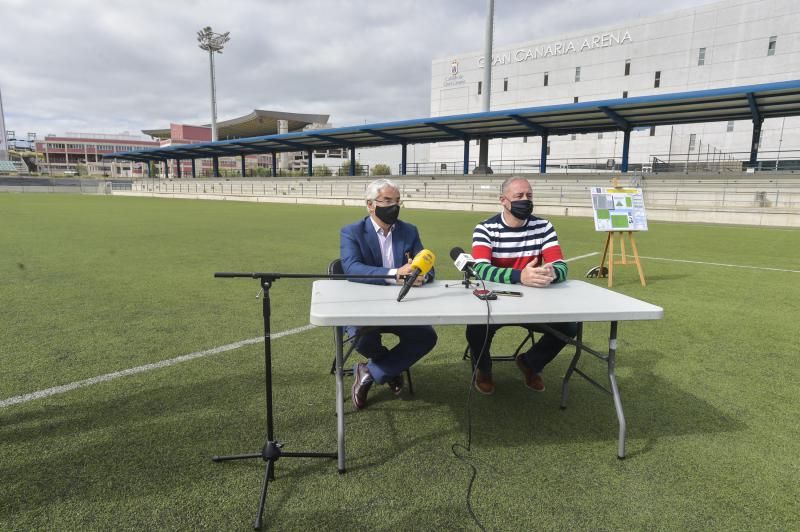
[0,0,711,138]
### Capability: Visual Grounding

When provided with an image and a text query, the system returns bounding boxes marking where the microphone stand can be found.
[213,271,394,530]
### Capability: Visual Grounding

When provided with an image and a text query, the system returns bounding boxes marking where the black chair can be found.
[462,327,537,363]
[328,258,414,394]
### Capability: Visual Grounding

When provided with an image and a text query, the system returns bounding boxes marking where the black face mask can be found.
[374,204,400,225]
[508,199,533,220]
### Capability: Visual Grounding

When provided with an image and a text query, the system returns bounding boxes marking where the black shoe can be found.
[387,374,404,396]
[352,363,374,410]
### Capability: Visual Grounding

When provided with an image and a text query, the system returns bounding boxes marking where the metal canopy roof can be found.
[107,79,800,162]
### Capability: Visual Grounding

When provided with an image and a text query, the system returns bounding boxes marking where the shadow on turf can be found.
[405,350,746,457]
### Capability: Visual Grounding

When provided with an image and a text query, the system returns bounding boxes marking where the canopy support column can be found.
[307,149,313,176]
[271,152,277,177]
[621,129,631,173]
[463,138,470,175]
[349,146,356,176]
[176,159,182,178]
[191,159,196,178]
[540,133,548,173]
[163,160,169,178]
[750,119,763,168]
[212,156,219,178]
[240,155,246,177]
[401,142,407,175]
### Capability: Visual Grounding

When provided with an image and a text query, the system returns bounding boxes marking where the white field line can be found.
[0,324,316,409]
[565,252,599,262]
[635,255,798,273]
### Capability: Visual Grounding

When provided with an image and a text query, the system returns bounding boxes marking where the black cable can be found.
[450,277,491,532]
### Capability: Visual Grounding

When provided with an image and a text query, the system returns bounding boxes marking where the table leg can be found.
[560,322,584,409]
[607,321,626,459]
[334,326,346,473]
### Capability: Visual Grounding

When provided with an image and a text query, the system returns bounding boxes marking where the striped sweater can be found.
[471,212,567,284]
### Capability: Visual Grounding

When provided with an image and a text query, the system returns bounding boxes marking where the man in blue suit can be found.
[340,178,438,410]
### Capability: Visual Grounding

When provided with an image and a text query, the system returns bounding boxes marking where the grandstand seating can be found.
[0,160,21,174]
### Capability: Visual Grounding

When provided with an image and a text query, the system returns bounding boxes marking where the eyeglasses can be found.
[373,198,403,207]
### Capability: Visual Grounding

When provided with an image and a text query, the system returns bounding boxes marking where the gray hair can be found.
[501,176,531,194]
[365,178,399,202]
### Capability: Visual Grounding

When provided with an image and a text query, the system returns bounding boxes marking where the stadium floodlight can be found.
[197,26,230,142]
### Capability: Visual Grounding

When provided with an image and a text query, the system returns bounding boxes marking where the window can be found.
[768,36,777,56]
[622,91,628,99]
[573,96,579,103]
[478,81,482,95]
[727,121,735,132]
[598,132,604,139]
[523,136,528,143]
[503,77,508,92]
[698,47,706,66]
[688,133,696,152]
[654,70,661,88]
[624,59,631,76]
[650,126,656,136]
[571,133,577,140]
[546,141,551,156]
[543,72,549,86]
[575,66,581,82]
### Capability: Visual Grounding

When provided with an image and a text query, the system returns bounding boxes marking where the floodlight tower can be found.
[475,0,494,174]
[197,26,230,142]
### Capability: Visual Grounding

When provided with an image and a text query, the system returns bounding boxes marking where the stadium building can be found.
[34,110,344,177]
[35,133,158,177]
[429,0,800,171]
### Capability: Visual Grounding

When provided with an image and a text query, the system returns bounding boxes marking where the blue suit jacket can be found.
[340,216,435,285]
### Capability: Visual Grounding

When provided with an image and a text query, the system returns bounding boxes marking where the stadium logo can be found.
[443,59,465,88]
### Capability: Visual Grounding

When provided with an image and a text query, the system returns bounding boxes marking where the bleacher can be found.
[0,160,22,175]
[111,172,800,227]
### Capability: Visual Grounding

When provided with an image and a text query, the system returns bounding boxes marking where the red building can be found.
[36,133,158,176]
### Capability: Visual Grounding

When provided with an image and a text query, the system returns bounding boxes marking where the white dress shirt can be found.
[369,216,398,284]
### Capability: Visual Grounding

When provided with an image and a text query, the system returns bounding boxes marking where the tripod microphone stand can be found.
[212,271,394,530]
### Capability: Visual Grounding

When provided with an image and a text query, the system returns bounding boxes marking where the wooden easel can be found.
[598,231,646,288]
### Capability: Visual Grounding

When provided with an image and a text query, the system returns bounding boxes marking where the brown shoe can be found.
[352,363,374,410]
[473,370,495,395]
[516,355,545,392]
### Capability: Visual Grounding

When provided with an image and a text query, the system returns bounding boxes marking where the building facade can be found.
[35,133,158,176]
[429,0,800,171]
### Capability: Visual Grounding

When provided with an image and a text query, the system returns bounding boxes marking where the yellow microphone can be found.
[397,249,435,302]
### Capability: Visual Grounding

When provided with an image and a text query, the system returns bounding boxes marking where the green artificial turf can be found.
[1,194,798,530]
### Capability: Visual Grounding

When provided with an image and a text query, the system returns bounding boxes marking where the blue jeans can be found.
[350,325,437,384]
[465,322,578,374]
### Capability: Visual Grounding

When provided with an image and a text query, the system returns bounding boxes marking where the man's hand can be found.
[396,261,425,286]
[520,262,555,288]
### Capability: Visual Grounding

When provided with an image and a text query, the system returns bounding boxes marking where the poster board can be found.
[591,187,648,232]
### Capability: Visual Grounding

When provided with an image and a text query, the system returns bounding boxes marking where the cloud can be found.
[0,0,712,136]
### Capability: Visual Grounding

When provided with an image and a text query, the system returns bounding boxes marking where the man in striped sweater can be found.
[466,177,578,395]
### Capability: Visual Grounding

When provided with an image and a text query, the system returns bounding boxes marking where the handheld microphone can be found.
[449,246,478,278]
[397,249,436,302]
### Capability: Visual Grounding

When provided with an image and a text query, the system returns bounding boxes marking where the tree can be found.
[372,163,391,176]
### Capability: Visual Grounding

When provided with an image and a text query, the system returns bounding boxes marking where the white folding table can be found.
[309,279,664,471]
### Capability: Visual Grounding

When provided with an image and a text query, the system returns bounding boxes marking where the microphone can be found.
[450,246,478,278]
[397,249,436,302]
